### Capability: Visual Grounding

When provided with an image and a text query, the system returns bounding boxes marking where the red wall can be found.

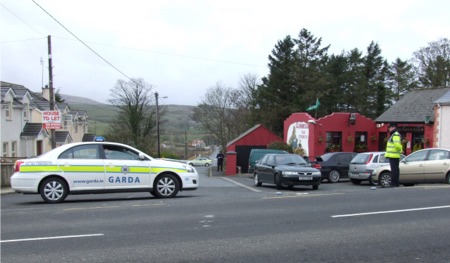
[284,112,378,158]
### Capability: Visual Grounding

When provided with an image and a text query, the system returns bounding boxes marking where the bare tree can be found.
[106,78,157,154]
[193,82,253,151]
[413,38,450,87]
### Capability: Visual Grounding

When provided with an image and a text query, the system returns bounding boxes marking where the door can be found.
[57,144,105,191]
[399,150,427,182]
[422,149,450,182]
[102,144,151,190]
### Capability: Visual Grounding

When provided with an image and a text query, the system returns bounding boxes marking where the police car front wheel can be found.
[40,177,69,203]
[154,174,180,198]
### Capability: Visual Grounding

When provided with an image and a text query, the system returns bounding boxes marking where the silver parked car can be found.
[349,152,405,185]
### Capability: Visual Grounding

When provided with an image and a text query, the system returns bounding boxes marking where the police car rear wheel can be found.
[40,177,68,203]
[154,174,179,198]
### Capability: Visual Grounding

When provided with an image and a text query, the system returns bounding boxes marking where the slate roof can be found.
[82,133,96,142]
[20,123,45,138]
[55,130,72,143]
[434,90,450,106]
[376,87,450,124]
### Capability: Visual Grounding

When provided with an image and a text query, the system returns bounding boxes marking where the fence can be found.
[1,163,14,187]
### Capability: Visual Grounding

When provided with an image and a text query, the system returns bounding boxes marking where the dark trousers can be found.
[389,158,400,187]
[217,161,223,171]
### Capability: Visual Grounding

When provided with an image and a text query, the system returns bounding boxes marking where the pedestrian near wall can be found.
[216,151,224,172]
[385,123,403,187]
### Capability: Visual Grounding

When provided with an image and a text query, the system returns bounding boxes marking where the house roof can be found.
[434,90,450,106]
[55,130,72,143]
[82,133,96,142]
[376,87,450,124]
[20,123,45,138]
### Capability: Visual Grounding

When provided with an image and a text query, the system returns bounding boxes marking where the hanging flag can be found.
[306,98,320,111]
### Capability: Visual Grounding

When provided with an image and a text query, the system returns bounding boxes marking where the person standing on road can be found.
[385,123,403,187]
[216,151,224,172]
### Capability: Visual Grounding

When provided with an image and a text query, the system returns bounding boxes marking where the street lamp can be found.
[154,91,167,158]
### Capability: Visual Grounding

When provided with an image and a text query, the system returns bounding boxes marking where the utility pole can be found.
[155,92,160,158]
[48,35,56,149]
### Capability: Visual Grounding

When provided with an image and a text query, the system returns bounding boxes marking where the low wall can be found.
[1,163,14,187]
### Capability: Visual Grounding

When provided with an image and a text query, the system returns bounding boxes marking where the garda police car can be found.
[11,142,199,203]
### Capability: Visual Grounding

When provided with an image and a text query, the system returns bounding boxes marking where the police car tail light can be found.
[14,161,24,172]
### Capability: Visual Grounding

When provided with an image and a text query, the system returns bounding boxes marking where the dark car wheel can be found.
[154,174,180,198]
[254,174,262,187]
[275,174,283,190]
[327,170,341,183]
[446,172,450,184]
[312,185,319,190]
[350,179,362,185]
[40,177,68,203]
[379,172,392,188]
[205,163,210,167]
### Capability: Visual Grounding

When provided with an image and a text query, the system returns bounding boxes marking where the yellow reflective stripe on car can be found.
[105,166,151,173]
[151,167,186,173]
[20,165,61,172]
[60,166,105,172]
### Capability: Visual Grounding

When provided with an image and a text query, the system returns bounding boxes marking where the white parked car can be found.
[349,152,405,185]
[11,142,199,203]
[188,157,213,167]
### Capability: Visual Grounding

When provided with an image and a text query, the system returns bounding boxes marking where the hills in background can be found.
[61,94,204,143]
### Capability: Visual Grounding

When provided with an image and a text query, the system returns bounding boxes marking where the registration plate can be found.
[299,177,313,181]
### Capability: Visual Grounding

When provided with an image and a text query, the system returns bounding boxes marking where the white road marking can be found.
[1,233,104,243]
[221,177,262,192]
[332,205,450,218]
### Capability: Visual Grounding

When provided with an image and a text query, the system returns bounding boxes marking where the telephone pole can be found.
[48,35,56,149]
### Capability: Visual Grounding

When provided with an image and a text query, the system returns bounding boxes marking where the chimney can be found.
[42,85,54,101]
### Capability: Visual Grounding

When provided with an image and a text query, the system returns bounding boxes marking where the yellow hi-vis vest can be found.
[385,131,402,158]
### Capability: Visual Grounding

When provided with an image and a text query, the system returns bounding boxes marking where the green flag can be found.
[306,98,320,111]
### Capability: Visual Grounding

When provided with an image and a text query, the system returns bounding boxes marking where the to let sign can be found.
[42,110,61,129]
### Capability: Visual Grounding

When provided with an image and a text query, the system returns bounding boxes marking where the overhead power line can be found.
[32,0,133,81]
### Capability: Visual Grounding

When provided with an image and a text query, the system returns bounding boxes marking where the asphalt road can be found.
[2,167,450,263]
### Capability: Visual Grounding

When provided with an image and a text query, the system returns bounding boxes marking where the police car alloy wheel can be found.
[154,174,179,198]
[40,177,69,203]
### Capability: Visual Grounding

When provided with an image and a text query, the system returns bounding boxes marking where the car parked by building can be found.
[248,149,288,174]
[188,157,213,167]
[371,148,450,187]
[253,153,321,190]
[311,152,357,183]
[349,152,406,185]
[11,142,199,203]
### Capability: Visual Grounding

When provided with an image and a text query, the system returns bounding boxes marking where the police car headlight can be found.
[185,165,195,173]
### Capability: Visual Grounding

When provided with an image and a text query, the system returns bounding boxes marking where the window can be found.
[5,102,12,120]
[23,103,29,120]
[59,145,99,159]
[103,145,141,160]
[428,150,450,161]
[406,150,427,162]
[2,142,8,157]
[326,132,342,151]
[11,141,17,157]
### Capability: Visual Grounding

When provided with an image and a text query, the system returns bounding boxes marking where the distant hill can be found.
[60,94,204,140]
[61,94,107,105]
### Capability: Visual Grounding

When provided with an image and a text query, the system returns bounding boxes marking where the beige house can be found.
[1,81,89,158]
[434,90,450,148]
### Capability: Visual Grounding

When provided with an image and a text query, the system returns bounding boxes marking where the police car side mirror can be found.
[139,153,146,160]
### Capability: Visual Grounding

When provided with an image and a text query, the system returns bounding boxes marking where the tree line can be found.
[103,28,449,156]
[194,29,449,151]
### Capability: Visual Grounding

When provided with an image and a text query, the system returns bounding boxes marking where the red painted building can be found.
[225,124,283,175]
[284,112,379,159]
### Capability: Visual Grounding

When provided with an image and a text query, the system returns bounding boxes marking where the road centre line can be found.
[263,192,344,199]
[332,205,450,218]
[221,177,262,192]
[1,233,104,243]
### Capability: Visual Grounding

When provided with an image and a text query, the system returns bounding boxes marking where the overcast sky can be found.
[1,0,449,106]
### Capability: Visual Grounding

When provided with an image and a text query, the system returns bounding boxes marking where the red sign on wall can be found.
[42,111,61,130]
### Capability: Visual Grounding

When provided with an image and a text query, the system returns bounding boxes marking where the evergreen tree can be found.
[413,38,450,87]
[387,58,419,102]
